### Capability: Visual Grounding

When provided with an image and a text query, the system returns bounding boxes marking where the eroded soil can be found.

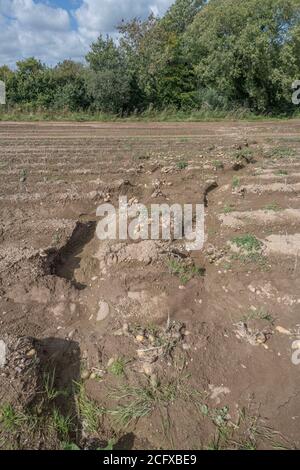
[0,121,300,450]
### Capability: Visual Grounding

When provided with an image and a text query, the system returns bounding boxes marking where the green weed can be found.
[168,259,205,284]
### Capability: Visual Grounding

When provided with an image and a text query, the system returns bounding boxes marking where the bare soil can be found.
[0,120,300,450]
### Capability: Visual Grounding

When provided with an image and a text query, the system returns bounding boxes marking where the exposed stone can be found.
[97,301,110,321]
[276,326,292,335]
[0,340,6,368]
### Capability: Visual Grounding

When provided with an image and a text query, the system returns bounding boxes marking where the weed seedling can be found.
[168,259,205,284]
[235,148,254,163]
[243,308,274,324]
[223,204,235,214]
[75,382,105,434]
[275,169,288,176]
[264,203,281,212]
[19,168,27,182]
[213,160,224,170]
[0,404,25,432]
[51,408,73,439]
[231,234,262,252]
[108,357,127,377]
[43,370,68,401]
[177,161,188,170]
[232,176,240,189]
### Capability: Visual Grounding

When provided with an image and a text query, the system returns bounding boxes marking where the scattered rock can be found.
[81,370,90,380]
[97,301,110,322]
[107,357,115,368]
[114,323,130,337]
[0,339,6,367]
[150,373,158,388]
[276,326,292,335]
[26,348,36,357]
[142,363,153,376]
[234,322,270,346]
[136,335,145,343]
[209,385,230,404]
[0,335,41,408]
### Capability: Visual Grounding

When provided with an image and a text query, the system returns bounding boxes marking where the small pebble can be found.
[276,326,291,335]
[81,370,90,380]
[26,349,36,357]
[150,374,158,388]
[107,357,115,367]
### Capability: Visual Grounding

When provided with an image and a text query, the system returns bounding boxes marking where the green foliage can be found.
[1,0,300,115]
[264,202,282,211]
[232,234,263,252]
[168,258,205,284]
[63,442,81,450]
[243,307,274,324]
[109,381,178,428]
[75,382,105,434]
[108,357,127,377]
[223,204,235,214]
[185,0,300,113]
[177,160,188,169]
[235,148,255,163]
[43,369,68,401]
[232,176,241,189]
[51,408,73,439]
[86,69,131,114]
[0,404,26,432]
[86,36,124,72]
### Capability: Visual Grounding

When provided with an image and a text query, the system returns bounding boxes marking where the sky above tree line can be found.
[0,0,174,67]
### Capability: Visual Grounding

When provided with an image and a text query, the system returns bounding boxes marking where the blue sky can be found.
[0,0,174,67]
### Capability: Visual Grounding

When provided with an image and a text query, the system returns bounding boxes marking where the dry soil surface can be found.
[0,121,300,450]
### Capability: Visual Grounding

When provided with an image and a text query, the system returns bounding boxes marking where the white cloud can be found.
[0,0,70,31]
[75,0,173,42]
[0,0,174,67]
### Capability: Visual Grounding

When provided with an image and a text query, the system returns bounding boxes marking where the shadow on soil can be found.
[54,221,96,289]
[37,337,81,442]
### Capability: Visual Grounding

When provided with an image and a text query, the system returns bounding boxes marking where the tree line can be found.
[1,0,300,116]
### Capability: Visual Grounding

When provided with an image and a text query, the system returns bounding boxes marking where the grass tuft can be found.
[177,161,188,170]
[109,380,178,428]
[232,176,241,189]
[232,234,262,252]
[43,369,68,401]
[0,404,26,432]
[223,204,235,214]
[264,202,281,211]
[75,382,105,434]
[168,259,205,284]
[51,408,73,439]
[108,357,127,377]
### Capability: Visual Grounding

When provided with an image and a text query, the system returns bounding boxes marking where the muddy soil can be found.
[0,121,300,450]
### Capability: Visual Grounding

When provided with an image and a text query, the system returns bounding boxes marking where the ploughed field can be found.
[0,120,300,450]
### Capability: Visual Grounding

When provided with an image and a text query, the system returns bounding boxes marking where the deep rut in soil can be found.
[54,221,97,288]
